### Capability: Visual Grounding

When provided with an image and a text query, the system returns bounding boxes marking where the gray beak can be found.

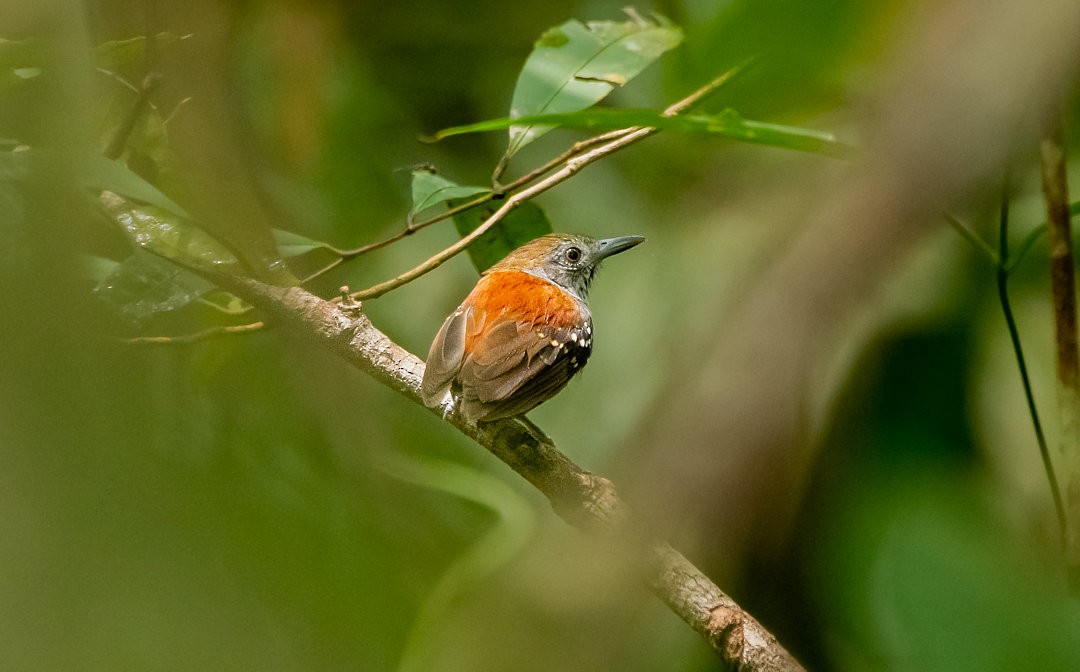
[594,235,645,261]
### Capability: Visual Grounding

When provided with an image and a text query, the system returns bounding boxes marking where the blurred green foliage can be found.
[3,1,1080,671]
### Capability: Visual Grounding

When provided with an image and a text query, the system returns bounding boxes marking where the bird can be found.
[421,232,644,423]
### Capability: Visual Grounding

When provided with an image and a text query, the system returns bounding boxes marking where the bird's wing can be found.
[420,306,471,408]
[459,319,591,421]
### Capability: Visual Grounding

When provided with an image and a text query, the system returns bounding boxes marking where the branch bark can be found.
[1040,110,1080,586]
[207,272,804,671]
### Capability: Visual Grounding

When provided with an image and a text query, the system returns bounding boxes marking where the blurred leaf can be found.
[0,38,46,93]
[271,228,343,282]
[78,153,192,219]
[80,255,121,283]
[869,495,1080,671]
[437,107,851,158]
[94,32,191,70]
[1,150,190,216]
[410,169,490,216]
[0,37,46,66]
[375,452,534,672]
[100,191,237,269]
[1006,200,1080,272]
[506,14,683,158]
[0,34,189,94]
[93,250,216,323]
[451,199,553,273]
[272,227,337,257]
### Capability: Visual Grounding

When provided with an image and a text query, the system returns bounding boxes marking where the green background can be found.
[3,1,1080,670]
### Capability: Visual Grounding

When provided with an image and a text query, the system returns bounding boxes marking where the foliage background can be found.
[3,1,1080,670]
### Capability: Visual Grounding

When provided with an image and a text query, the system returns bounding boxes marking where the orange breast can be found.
[462,271,585,349]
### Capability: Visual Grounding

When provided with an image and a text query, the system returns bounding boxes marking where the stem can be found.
[997,188,1068,553]
[1039,111,1080,583]
[314,66,747,293]
[346,69,745,301]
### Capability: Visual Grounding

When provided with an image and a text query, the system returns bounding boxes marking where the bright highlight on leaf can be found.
[505,14,683,159]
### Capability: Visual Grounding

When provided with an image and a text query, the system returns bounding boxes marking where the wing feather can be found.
[459,322,591,421]
[420,306,470,407]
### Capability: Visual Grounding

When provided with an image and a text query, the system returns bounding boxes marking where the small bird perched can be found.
[421,232,644,423]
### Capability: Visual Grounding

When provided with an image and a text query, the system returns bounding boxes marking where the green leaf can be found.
[410,169,490,215]
[272,228,336,257]
[81,255,121,283]
[93,250,216,323]
[78,154,192,219]
[271,228,344,281]
[451,199,553,273]
[94,32,191,70]
[0,38,45,93]
[435,107,852,158]
[99,191,237,268]
[0,34,188,94]
[506,14,683,158]
[4,150,190,217]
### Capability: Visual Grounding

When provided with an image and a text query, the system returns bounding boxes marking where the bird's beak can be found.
[594,235,645,261]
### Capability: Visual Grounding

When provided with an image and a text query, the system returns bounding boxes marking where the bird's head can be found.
[487,233,645,300]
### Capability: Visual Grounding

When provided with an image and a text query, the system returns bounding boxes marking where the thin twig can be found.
[103,72,162,160]
[996,188,1067,551]
[1039,110,1080,584]
[495,128,637,193]
[331,192,494,261]
[944,212,998,264]
[346,71,742,302]
[347,124,658,301]
[322,67,744,279]
[122,321,266,345]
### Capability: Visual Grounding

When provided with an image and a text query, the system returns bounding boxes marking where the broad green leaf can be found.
[451,199,553,273]
[93,250,216,323]
[506,15,682,158]
[410,169,490,215]
[435,108,852,158]
[99,191,237,269]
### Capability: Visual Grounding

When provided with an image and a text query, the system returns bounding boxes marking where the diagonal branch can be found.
[346,125,656,301]
[205,270,804,672]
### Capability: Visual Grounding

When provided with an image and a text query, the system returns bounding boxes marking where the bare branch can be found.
[122,320,266,345]
[202,270,803,671]
[1040,109,1080,586]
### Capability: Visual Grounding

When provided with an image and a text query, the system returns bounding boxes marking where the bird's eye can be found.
[565,247,582,263]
